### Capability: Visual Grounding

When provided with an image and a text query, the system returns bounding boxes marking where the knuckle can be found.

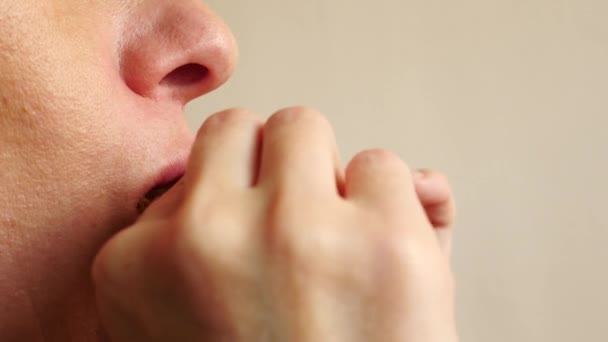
[374,229,428,266]
[198,108,261,136]
[262,200,364,283]
[265,201,333,268]
[420,169,456,209]
[271,229,337,275]
[351,149,412,175]
[265,200,303,250]
[360,209,428,253]
[172,201,250,268]
[267,106,331,130]
[210,107,260,123]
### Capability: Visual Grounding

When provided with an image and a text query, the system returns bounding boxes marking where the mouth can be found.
[137,179,180,214]
[137,161,186,215]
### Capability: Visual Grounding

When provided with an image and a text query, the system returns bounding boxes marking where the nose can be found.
[119,1,238,105]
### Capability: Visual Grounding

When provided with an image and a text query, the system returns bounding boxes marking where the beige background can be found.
[186,1,608,341]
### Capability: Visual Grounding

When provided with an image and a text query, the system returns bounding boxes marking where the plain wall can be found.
[186,1,608,341]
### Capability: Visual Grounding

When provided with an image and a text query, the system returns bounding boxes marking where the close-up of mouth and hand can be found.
[94,107,458,342]
[0,0,457,341]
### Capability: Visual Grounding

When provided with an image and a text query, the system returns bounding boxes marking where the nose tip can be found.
[119,1,238,105]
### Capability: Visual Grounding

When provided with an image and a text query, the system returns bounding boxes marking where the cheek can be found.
[0,6,118,150]
[0,32,137,225]
[0,0,196,245]
[0,1,134,226]
[0,37,190,227]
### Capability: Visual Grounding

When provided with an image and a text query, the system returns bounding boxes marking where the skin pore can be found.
[0,1,457,341]
[0,0,236,339]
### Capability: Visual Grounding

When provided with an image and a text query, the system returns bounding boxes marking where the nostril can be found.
[160,63,209,88]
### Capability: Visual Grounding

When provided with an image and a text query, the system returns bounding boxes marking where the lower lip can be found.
[140,159,186,203]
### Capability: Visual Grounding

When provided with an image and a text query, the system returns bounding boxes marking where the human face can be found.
[0,0,237,339]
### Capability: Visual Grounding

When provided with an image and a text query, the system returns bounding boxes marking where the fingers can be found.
[413,169,456,228]
[186,108,263,191]
[185,106,342,205]
[181,106,456,255]
[413,169,456,255]
[344,149,427,222]
[258,107,343,198]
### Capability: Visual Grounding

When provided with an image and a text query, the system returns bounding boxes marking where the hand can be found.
[92,107,458,342]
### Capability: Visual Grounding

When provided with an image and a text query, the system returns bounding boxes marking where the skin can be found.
[0,0,457,341]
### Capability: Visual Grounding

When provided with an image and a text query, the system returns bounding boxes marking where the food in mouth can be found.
[136,180,179,214]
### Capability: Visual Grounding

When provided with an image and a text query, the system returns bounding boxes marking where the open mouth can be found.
[136,178,180,214]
